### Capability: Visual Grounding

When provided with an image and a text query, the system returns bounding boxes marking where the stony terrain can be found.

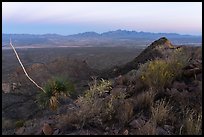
[2,37,202,135]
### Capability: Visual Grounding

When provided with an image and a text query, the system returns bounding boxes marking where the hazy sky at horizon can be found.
[2,2,202,35]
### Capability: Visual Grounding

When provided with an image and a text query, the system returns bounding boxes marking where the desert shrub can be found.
[134,89,156,112]
[151,98,172,126]
[138,59,174,90]
[80,78,112,107]
[137,47,190,90]
[75,78,113,127]
[167,48,190,76]
[138,55,189,90]
[180,109,202,135]
[75,78,131,128]
[37,77,75,110]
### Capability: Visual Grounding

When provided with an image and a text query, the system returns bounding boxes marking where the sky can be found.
[2,2,202,36]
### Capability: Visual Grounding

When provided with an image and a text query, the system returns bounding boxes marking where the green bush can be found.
[37,77,75,110]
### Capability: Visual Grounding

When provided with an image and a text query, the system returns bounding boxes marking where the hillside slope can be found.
[100,37,175,78]
[2,37,202,135]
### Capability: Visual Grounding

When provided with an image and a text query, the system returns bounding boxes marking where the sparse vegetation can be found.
[180,109,202,135]
[135,88,155,111]
[74,78,133,128]
[75,78,113,127]
[138,48,190,90]
[37,77,75,110]
[151,99,172,126]
[3,37,202,135]
[139,59,175,90]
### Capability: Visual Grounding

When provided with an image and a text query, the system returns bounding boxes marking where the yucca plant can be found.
[37,77,75,111]
[9,38,75,111]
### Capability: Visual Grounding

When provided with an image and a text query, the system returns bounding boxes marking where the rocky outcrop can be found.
[100,37,175,78]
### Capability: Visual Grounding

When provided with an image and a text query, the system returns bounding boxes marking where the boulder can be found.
[183,68,202,78]
[42,123,53,135]
[52,129,61,135]
[163,125,174,134]
[114,75,125,85]
[156,127,169,135]
[129,117,146,129]
[2,83,11,93]
[123,129,129,135]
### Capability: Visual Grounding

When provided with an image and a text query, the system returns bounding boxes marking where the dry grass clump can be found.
[180,109,202,135]
[134,88,156,111]
[151,99,172,126]
[135,98,172,135]
[115,99,134,125]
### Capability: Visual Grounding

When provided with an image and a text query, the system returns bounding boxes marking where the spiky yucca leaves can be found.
[37,77,75,111]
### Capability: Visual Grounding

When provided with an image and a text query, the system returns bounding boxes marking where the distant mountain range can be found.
[2,30,202,48]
